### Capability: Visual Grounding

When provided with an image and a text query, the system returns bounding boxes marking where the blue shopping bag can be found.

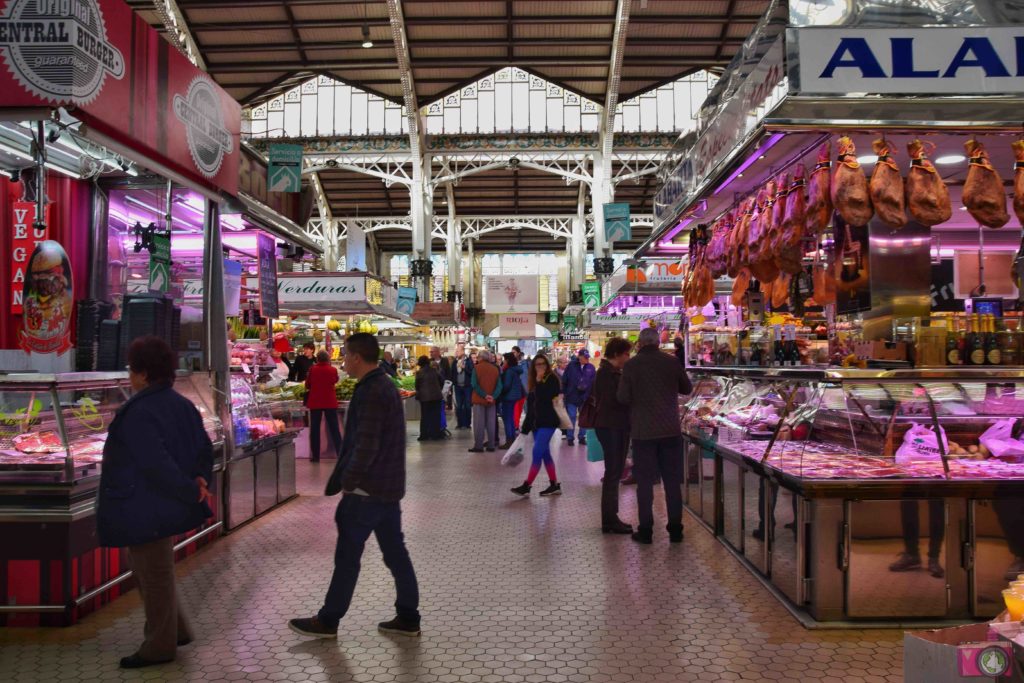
[585,429,604,462]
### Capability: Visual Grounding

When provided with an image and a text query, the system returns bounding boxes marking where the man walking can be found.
[617,328,692,545]
[289,333,421,638]
[469,350,502,453]
[561,349,596,446]
[453,345,474,429]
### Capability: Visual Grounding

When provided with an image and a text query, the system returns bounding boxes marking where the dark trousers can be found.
[632,435,684,530]
[595,428,629,525]
[499,400,518,443]
[419,400,443,439]
[309,409,342,461]
[318,495,420,628]
[454,386,473,428]
[994,497,1024,558]
[900,499,945,560]
[128,537,193,661]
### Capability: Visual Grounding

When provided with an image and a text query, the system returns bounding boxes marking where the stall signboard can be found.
[546,310,560,324]
[793,27,1024,95]
[499,313,535,339]
[20,240,72,355]
[558,331,588,342]
[581,282,602,308]
[10,201,49,314]
[0,0,241,195]
[413,302,455,321]
[257,233,279,319]
[396,286,418,316]
[591,313,681,328]
[486,275,538,312]
[276,273,363,305]
[563,315,578,330]
[148,232,171,293]
[644,261,685,284]
[653,36,785,231]
[268,144,303,193]
[603,203,631,242]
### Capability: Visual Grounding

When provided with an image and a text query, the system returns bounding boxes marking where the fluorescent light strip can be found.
[712,132,785,196]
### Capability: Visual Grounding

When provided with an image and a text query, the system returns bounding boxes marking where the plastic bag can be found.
[979,418,1024,459]
[895,423,949,464]
[552,395,573,430]
[501,433,528,467]
[585,429,604,462]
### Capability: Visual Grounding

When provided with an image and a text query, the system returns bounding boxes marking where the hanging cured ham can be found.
[731,268,752,306]
[963,139,1010,228]
[806,143,833,234]
[1012,140,1024,227]
[812,264,836,305]
[831,136,873,227]
[771,173,789,251]
[782,167,806,247]
[771,272,791,309]
[869,138,907,229]
[905,139,952,227]
[727,199,753,277]
[749,188,780,283]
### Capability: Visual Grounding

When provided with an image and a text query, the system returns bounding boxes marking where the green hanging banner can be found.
[148,232,171,293]
[581,281,602,308]
[603,202,631,242]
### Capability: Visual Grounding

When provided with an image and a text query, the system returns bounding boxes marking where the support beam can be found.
[569,182,586,294]
[445,184,462,297]
[151,0,207,70]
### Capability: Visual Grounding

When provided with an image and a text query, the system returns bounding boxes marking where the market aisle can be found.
[0,427,903,683]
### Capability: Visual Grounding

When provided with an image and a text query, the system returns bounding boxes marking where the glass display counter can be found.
[680,367,1024,625]
[0,371,224,626]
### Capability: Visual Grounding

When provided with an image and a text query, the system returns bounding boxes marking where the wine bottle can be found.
[773,327,784,367]
[946,317,961,366]
[986,315,1002,365]
[968,314,985,366]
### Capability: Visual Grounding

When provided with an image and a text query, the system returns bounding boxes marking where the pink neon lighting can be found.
[712,132,785,197]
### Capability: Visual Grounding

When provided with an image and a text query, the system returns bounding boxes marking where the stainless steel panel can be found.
[699,446,717,529]
[770,488,803,604]
[743,469,769,575]
[226,457,255,530]
[789,0,1024,27]
[254,449,278,515]
[277,442,297,503]
[809,499,846,622]
[722,460,743,551]
[971,499,1022,618]
[684,439,701,516]
[846,499,948,618]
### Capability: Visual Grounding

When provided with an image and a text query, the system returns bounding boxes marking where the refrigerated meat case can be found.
[681,366,1024,626]
[0,372,224,626]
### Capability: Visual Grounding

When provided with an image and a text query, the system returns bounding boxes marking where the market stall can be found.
[641,0,1024,625]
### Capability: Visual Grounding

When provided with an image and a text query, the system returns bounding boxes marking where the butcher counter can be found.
[680,366,1024,627]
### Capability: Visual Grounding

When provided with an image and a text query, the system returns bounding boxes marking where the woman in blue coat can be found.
[97,336,214,669]
[499,352,525,449]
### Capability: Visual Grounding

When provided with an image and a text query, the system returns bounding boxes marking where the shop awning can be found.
[225,192,321,255]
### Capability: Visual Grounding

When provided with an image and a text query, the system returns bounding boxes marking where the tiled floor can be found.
[0,426,905,682]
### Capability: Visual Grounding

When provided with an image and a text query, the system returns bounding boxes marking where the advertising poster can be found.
[396,286,418,316]
[10,201,50,314]
[486,276,538,313]
[257,233,279,319]
[20,240,73,355]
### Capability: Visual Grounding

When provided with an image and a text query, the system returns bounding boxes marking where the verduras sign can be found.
[794,26,1024,95]
[276,275,363,304]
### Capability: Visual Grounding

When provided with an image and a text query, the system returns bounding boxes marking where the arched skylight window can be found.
[422,68,601,135]
[613,71,718,134]
[244,75,409,139]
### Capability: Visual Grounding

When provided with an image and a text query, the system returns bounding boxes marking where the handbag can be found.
[552,395,572,430]
[578,392,598,429]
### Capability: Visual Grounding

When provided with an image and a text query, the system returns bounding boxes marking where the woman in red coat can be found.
[305,351,341,462]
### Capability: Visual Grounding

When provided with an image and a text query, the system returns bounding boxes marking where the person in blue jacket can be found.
[498,352,525,448]
[561,348,596,446]
[96,336,214,669]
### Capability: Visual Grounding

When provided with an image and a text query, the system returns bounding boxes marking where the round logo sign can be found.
[0,0,125,104]
[174,77,234,178]
[977,646,1011,678]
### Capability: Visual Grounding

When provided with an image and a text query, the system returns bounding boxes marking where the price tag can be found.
[241,363,251,374]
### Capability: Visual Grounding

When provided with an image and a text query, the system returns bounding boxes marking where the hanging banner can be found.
[581,281,602,308]
[603,203,631,242]
[20,240,73,355]
[10,201,49,314]
[223,260,243,317]
[485,275,538,313]
[148,232,171,293]
[268,143,303,193]
[499,313,535,339]
[257,233,279,318]
[396,286,417,316]
[0,0,241,195]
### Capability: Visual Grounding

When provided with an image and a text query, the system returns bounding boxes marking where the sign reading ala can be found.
[796,27,1024,95]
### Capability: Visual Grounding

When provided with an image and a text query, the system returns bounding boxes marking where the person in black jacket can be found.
[511,354,562,497]
[415,355,444,441]
[290,333,421,639]
[591,337,634,535]
[97,336,214,669]
[288,342,316,382]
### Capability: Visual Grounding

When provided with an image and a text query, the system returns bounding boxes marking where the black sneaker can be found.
[578,438,587,446]
[468,448,484,453]
[511,483,531,496]
[486,447,496,452]
[631,528,653,544]
[928,558,945,579]
[288,616,337,639]
[888,552,922,572]
[667,524,684,543]
[119,655,173,669]
[378,617,421,637]
[539,482,562,496]
[566,439,575,447]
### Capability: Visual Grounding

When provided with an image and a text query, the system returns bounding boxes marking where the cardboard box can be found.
[854,340,907,361]
[904,622,1023,682]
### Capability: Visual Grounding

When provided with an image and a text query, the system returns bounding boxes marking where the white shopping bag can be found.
[501,432,528,467]
[979,418,1024,459]
[895,423,949,464]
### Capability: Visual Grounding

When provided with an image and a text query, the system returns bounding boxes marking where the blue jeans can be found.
[562,403,584,441]
[500,401,518,443]
[454,386,473,428]
[318,495,420,628]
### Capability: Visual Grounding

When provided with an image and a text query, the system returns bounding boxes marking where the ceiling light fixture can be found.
[361,24,373,49]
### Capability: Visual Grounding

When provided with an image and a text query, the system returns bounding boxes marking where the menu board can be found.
[257,233,279,319]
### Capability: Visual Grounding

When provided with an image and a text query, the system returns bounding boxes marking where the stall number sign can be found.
[10,201,49,313]
[148,232,171,293]
[257,233,279,318]
[796,27,1024,95]
[581,282,602,308]
[603,203,631,242]
[267,143,303,193]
